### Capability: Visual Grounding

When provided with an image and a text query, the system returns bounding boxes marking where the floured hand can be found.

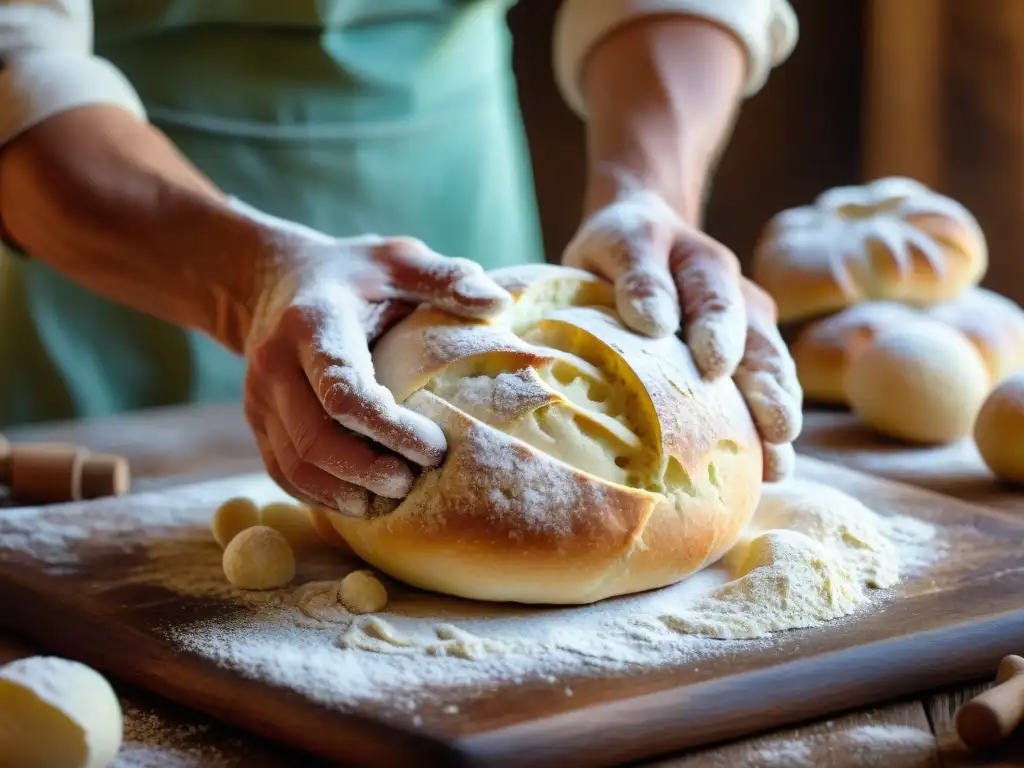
[233,199,513,515]
[563,188,802,481]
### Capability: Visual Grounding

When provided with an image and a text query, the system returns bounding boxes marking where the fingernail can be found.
[335,486,370,517]
[618,280,679,338]
[450,275,514,317]
[368,454,415,499]
[687,313,745,380]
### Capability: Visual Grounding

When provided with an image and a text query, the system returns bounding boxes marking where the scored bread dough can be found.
[210,496,260,549]
[793,287,1024,405]
[339,570,389,614]
[317,264,764,605]
[753,176,987,323]
[845,321,991,444]
[0,655,123,768]
[259,501,320,552]
[974,373,1024,484]
[222,525,296,590]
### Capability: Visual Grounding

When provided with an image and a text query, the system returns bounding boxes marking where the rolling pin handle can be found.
[956,654,1024,749]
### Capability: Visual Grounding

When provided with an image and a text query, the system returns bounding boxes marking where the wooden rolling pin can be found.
[0,435,131,505]
[955,655,1024,749]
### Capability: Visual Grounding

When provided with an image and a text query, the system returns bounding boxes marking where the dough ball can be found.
[339,570,389,614]
[210,496,260,549]
[222,525,296,590]
[974,372,1024,483]
[845,321,991,444]
[0,655,123,768]
[258,501,319,552]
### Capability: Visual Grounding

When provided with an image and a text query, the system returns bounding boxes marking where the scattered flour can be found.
[116,701,240,768]
[0,471,946,721]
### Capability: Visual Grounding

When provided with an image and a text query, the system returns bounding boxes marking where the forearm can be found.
[581,16,746,225]
[0,105,267,353]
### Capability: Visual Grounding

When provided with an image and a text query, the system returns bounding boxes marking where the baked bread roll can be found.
[753,177,987,323]
[793,288,1024,404]
[320,265,763,605]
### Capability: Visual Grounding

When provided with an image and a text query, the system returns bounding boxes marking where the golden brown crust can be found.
[753,177,987,323]
[323,264,763,605]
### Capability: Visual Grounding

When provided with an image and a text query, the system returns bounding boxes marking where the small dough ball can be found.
[845,322,991,444]
[222,525,295,590]
[0,655,123,768]
[339,570,389,614]
[974,372,1024,483]
[259,502,320,552]
[210,496,260,549]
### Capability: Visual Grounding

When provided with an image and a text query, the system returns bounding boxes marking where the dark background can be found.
[507,0,1023,304]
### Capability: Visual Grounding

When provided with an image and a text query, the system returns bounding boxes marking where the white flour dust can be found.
[0,472,946,718]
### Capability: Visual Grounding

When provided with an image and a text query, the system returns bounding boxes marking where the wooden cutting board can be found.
[0,454,1022,768]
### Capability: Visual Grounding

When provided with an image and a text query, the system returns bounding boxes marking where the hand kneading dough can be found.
[210,496,260,549]
[845,322,990,444]
[222,525,295,590]
[339,570,389,614]
[974,373,1024,483]
[0,655,122,768]
[753,177,987,322]
[321,264,763,605]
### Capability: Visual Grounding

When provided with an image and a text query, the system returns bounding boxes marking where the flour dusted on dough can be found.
[659,479,929,639]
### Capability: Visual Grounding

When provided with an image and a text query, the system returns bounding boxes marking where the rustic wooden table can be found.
[2,404,1022,767]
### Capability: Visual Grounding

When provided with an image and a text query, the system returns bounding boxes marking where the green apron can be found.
[0,0,543,427]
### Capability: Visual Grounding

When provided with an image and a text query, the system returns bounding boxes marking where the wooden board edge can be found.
[454,609,1024,768]
[0,568,462,768]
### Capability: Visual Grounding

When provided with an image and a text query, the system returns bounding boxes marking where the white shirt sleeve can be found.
[553,0,800,117]
[0,0,146,146]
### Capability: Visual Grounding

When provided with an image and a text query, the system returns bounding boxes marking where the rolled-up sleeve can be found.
[0,0,145,147]
[553,0,799,117]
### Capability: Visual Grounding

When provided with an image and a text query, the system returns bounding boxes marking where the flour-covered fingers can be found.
[374,237,512,319]
[272,360,420,498]
[671,240,746,380]
[762,441,795,483]
[733,290,803,446]
[563,193,680,337]
[261,408,372,515]
[299,298,448,470]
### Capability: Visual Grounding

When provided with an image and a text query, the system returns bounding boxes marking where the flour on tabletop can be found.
[0,473,947,716]
[116,701,240,768]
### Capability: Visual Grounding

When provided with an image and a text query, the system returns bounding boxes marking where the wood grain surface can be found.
[1,445,1023,767]
[796,410,1024,515]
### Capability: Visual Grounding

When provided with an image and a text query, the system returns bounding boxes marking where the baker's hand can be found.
[562,189,802,482]
[236,202,512,515]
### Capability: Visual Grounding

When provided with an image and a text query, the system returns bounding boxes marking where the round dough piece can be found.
[0,655,123,768]
[339,570,389,614]
[210,496,260,549]
[222,525,296,590]
[753,176,987,323]
[259,502,319,552]
[974,373,1024,483]
[845,321,991,444]
[326,264,764,605]
[793,288,1024,405]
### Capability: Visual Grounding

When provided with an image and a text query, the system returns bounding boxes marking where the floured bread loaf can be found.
[320,265,763,605]
[753,177,987,323]
[793,288,1024,404]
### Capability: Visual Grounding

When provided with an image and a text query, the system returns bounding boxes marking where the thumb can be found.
[563,195,681,338]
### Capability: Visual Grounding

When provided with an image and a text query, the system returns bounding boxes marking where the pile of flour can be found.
[0,472,944,715]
